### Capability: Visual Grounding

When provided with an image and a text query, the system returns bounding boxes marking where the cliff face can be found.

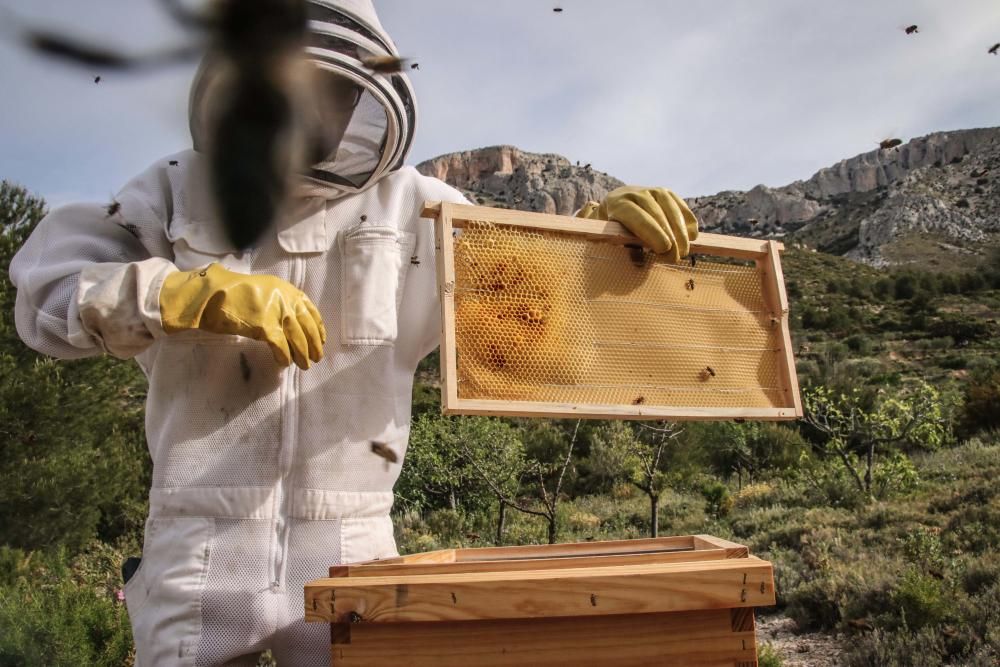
[690,128,1000,267]
[416,145,624,216]
[417,128,1000,268]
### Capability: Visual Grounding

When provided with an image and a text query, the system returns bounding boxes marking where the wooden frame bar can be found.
[306,558,774,624]
[423,201,802,421]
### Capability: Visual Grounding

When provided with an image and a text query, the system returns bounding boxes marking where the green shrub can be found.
[700,481,732,519]
[960,555,1000,595]
[928,314,994,345]
[0,548,133,667]
[892,567,951,630]
[843,628,948,667]
[961,369,1000,437]
[939,353,967,370]
[844,334,873,355]
[757,642,784,667]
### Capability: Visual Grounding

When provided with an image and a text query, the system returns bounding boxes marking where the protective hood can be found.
[189,0,417,201]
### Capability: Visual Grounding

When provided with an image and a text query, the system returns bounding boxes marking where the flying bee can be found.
[553,7,564,12]
[93,75,101,83]
[168,160,179,166]
[989,43,999,55]
[410,62,419,70]
[360,54,410,73]
[903,25,918,35]
[13,0,312,251]
[879,138,903,150]
[410,255,420,265]
[106,200,121,217]
[747,218,759,226]
[632,396,645,405]
[370,441,398,463]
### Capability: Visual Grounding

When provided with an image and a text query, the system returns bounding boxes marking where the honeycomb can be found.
[451,220,787,409]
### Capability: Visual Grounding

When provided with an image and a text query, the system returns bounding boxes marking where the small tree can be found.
[589,421,684,538]
[802,382,947,500]
[455,419,526,544]
[469,420,581,544]
[705,421,806,488]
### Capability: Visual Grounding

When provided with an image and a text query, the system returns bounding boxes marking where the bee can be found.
[16,0,312,251]
[106,200,121,217]
[93,75,100,83]
[689,254,697,268]
[553,7,564,12]
[904,25,918,35]
[625,243,645,268]
[360,214,368,222]
[168,160,179,166]
[879,138,903,150]
[410,62,419,70]
[699,366,716,381]
[989,43,999,55]
[410,255,420,265]
[632,396,645,405]
[747,218,759,226]
[361,55,410,73]
[685,278,695,291]
[370,441,398,463]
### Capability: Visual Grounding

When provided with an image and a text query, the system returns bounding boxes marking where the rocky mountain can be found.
[416,145,623,216]
[417,128,1000,269]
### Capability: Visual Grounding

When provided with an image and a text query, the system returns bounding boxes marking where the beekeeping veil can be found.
[189,0,417,200]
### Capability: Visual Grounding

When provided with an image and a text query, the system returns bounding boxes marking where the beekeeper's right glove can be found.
[577,186,699,264]
[159,263,326,369]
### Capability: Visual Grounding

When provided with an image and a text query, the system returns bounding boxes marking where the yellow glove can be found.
[578,186,699,263]
[159,264,326,369]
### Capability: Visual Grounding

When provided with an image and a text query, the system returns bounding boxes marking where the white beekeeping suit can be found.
[9,1,468,664]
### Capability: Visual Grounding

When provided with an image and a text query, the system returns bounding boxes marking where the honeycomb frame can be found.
[423,201,802,421]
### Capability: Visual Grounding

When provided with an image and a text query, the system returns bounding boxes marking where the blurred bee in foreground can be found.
[10,0,323,250]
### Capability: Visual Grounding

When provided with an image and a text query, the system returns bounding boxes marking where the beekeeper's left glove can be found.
[577,186,699,264]
[159,263,326,369]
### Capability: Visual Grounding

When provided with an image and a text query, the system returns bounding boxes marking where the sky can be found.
[1,0,998,208]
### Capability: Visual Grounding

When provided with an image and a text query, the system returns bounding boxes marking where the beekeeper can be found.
[9,1,698,664]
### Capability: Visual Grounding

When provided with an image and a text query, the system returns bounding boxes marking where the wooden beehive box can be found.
[305,535,775,666]
[422,201,801,421]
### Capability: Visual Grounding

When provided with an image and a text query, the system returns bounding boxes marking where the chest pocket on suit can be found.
[339,225,416,346]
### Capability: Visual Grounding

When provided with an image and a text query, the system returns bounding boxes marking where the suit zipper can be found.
[272,254,304,590]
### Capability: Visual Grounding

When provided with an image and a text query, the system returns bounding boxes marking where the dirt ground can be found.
[757,614,845,667]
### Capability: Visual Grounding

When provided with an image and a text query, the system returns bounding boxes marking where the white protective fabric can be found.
[12,153,467,665]
[8,2,470,664]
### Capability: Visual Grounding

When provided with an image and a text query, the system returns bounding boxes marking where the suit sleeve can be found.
[9,161,180,360]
